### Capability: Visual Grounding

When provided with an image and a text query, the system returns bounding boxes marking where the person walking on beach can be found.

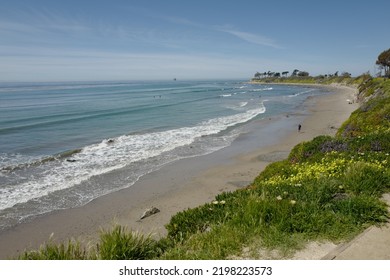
[298,124,302,132]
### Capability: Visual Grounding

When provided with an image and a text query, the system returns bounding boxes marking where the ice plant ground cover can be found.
[19,77,390,260]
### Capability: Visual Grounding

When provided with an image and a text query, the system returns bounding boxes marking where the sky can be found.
[1,0,389,82]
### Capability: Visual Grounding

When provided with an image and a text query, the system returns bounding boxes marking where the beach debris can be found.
[66,159,77,162]
[139,206,160,220]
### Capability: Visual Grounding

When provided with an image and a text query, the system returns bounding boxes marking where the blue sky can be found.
[1,0,389,82]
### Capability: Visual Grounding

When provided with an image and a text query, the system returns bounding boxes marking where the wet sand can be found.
[0,84,358,259]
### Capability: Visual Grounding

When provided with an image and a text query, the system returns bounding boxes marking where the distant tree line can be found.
[253,68,356,80]
[253,69,331,79]
[254,48,390,80]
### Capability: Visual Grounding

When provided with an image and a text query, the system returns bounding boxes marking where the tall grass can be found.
[19,239,88,260]
[97,225,162,260]
[19,226,169,260]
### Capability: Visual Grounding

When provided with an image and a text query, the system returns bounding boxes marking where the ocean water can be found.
[0,80,325,231]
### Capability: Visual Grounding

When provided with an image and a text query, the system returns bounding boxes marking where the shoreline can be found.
[0,84,358,259]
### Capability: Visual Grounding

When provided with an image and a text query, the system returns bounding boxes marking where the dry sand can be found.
[0,84,358,259]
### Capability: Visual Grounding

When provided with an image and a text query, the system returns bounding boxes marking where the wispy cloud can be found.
[0,13,189,52]
[0,16,91,47]
[0,7,90,35]
[152,14,281,49]
[217,27,281,49]
[157,15,205,29]
[0,7,284,82]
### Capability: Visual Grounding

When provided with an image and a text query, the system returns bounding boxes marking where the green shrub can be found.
[342,162,390,196]
[19,239,87,260]
[97,225,159,260]
[288,135,337,163]
[254,160,295,182]
[332,195,388,225]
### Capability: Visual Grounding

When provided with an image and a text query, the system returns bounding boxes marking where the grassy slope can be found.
[19,78,390,260]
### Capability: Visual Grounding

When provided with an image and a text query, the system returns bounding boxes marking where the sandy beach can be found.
[0,84,358,259]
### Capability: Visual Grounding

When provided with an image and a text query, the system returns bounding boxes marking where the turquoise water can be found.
[0,80,325,230]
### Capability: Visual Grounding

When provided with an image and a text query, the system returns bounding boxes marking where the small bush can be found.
[254,160,294,182]
[288,135,333,163]
[97,225,159,260]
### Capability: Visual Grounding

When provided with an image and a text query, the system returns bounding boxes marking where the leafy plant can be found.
[97,225,160,260]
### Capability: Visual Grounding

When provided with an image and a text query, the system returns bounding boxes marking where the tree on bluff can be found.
[297,71,309,77]
[376,48,390,77]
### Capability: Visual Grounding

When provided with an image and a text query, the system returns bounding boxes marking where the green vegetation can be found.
[19,226,170,260]
[339,78,390,137]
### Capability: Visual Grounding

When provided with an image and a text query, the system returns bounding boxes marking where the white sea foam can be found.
[220,94,232,97]
[0,103,266,211]
[288,88,315,97]
[251,87,273,92]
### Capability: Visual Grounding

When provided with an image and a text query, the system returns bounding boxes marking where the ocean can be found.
[0,80,326,231]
